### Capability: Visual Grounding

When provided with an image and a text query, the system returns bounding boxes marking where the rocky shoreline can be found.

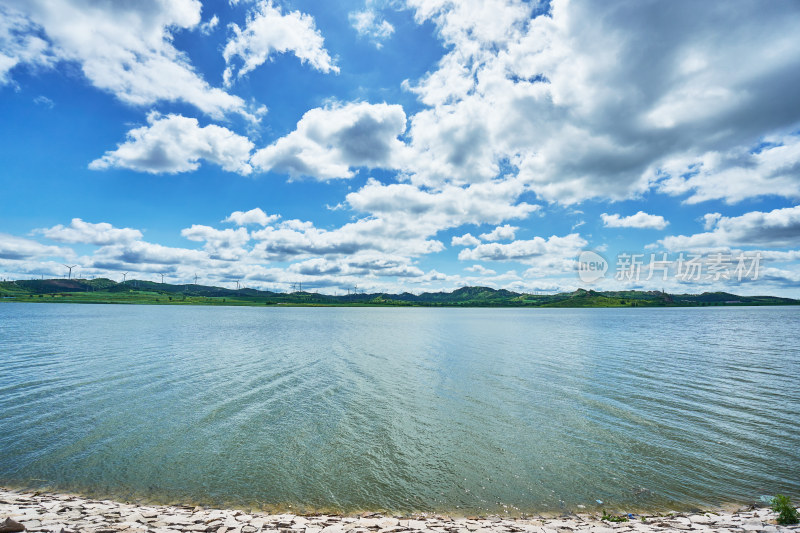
[1,489,797,533]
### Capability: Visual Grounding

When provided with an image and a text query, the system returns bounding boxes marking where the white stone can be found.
[742,519,764,531]
[152,528,184,533]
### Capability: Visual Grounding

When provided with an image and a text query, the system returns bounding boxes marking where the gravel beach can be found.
[2,489,797,533]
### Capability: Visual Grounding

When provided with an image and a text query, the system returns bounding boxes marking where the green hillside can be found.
[1,278,798,308]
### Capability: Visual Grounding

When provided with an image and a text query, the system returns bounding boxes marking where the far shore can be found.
[2,488,798,533]
[2,279,799,308]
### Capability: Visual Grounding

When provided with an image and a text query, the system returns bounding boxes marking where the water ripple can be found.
[1,304,799,514]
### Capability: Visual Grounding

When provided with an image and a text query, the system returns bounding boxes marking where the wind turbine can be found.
[122,272,128,283]
[161,273,165,284]
[194,273,199,285]
[235,279,240,290]
[63,264,77,280]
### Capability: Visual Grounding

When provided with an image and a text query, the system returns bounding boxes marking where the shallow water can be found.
[1,303,798,514]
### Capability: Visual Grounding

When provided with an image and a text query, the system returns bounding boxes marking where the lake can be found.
[1,303,798,515]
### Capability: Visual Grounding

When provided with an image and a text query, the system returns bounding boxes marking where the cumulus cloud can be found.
[0,0,250,119]
[655,133,800,204]
[346,178,538,231]
[223,208,280,226]
[702,213,722,230]
[465,264,496,275]
[458,233,587,265]
[182,225,250,246]
[89,240,208,270]
[181,225,251,260]
[223,0,338,86]
[0,233,72,260]
[289,255,424,279]
[0,5,56,85]
[405,99,500,187]
[758,267,800,288]
[349,9,394,47]
[90,113,254,175]
[480,224,518,241]
[400,0,800,203]
[251,217,443,261]
[451,233,481,247]
[601,211,668,230]
[252,102,407,180]
[37,219,143,245]
[659,205,800,251]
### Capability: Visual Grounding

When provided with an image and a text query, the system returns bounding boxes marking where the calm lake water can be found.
[1,303,798,515]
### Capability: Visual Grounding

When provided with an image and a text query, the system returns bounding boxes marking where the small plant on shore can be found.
[601,510,629,522]
[772,495,799,525]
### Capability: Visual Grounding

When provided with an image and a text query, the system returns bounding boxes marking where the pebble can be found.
[1,488,799,533]
[0,518,26,533]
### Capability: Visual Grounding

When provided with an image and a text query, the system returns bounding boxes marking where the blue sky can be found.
[1,0,800,295]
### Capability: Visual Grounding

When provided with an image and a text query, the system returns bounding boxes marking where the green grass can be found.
[601,510,629,522]
[772,495,799,525]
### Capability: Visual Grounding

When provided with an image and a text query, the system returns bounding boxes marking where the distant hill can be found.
[1,278,797,308]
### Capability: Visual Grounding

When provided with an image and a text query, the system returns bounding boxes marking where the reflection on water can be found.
[1,303,798,514]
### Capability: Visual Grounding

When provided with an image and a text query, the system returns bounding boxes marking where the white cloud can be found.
[0,5,55,85]
[0,233,72,260]
[252,102,407,180]
[349,9,394,48]
[659,205,800,251]
[37,219,143,245]
[181,225,250,246]
[451,233,481,247]
[33,95,53,108]
[655,133,800,204]
[458,233,587,265]
[480,224,518,241]
[399,0,800,204]
[465,264,496,275]
[406,0,530,60]
[759,266,800,288]
[232,172,534,268]
[251,217,443,261]
[199,15,219,35]
[223,208,280,227]
[1,0,251,119]
[90,113,254,175]
[404,99,500,187]
[88,240,209,271]
[702,213,722,230]
[601,211,668,230]
[181,225,251,261]
[347,178,538,231]
[289,255,424,279]
[223,0,338,86]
